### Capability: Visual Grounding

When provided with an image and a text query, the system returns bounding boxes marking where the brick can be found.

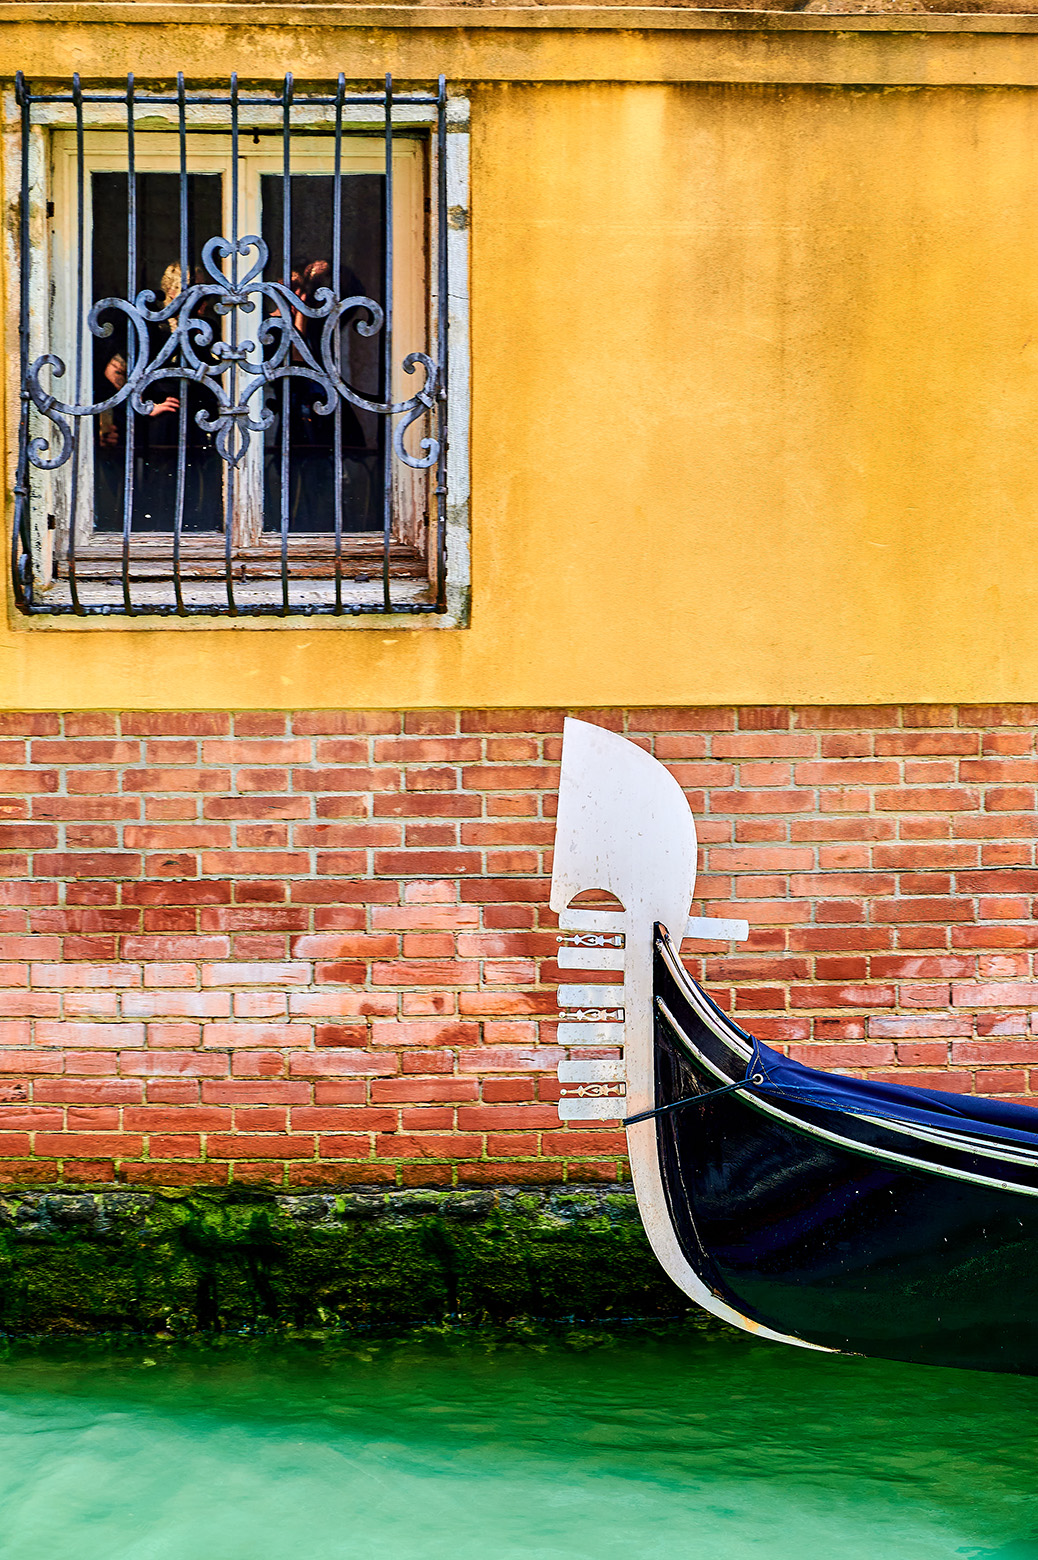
[124,1163,229,1186]
[207,1134,314,1160]
[311,1082,368,1104]
[293,1108,395,1132]
[959,705,1038,727]
[32,963,141,989]
[710,789,815,815]
[372,1078,477,1103]
[795,706,900,729]
[123,992,230,1019]
[952,982,1038,1007]
[371,959,479,988]
[34,853,142,878]
[975,1071,1028,1095]
[789,1041,896,1068]
[121,714,230,736]
[403,713,459,736]
[317,1135,376,1158]
[32,740,141,765]
[315,1025,368,1047]
[204,1081,310,1104]
[35,1080,142,1103]
[0,715,59,736]
[400,1050,455,1074]
[36,1021,145,1048]
[120,1051,229,1077]
[0,1050,61,1074]
[203,740,311,765]
[951,1039,1038,1064]
[794,761,900,786]
[202,1023,313,1049]
[457,1104,558,1130]
[868,1016,973,1038]
[376,1132,481,1159]
[147,1135,203,1158]
[873,898,974,924]
[458,1047,563,1073]
[201,962,311,987]
[790,985,895,1009]
[124,1108,230,1132]
[895,1042,949,1066]
[302,765,399,793]
[289,1052,399,1077]
[35,1133,143,1159]
[875,733,978,756]
[294,712,399,735]
[0,770,59,795]
[123,768,230,793]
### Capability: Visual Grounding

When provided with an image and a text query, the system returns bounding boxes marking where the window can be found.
[11,74,469,621]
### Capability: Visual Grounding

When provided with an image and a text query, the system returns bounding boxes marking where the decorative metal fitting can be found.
[557,1007,625,1024]
[556,933,625,949]
[559,1083,627,1099]
[27,234,439,477]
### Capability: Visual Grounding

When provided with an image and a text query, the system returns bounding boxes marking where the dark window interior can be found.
[261,173,385,535]
[91,166,385,538]
[92,172,224,534]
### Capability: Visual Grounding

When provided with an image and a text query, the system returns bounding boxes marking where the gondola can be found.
[551,718,1038,1374]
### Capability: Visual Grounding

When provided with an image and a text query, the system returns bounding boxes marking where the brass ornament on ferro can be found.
[557,1008,625,1024]
[559,1083,627,1100]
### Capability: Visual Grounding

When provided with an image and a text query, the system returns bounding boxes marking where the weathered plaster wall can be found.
[5,20,1038,706]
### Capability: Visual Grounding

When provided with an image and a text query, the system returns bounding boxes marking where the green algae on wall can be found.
[0,1185,687,1336]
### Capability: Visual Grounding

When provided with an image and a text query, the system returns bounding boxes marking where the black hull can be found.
[653,931,1038,1374]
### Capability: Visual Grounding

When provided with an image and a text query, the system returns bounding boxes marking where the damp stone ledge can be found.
[0,1184,689,1336]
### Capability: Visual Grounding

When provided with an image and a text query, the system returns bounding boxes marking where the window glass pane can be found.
[260,172,384,535]
[91,172,224,534]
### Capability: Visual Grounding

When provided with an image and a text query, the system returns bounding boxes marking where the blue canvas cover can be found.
[743,1034,1038,1152]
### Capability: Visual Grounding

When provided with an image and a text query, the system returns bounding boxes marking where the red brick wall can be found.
[1,703,1037,1189]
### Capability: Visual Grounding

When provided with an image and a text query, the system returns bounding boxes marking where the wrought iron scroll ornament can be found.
[26,234,440,477]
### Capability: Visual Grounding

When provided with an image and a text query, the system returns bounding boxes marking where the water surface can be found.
[0,1323,1036,1559]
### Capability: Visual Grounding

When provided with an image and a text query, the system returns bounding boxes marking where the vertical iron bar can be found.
[435,74,448,612]
[332,72,345,614]
[224,72,239,614]
[120,73,136,615]
[279,71,293,616]
[171,72,188,615]
[381,72,393,614]
[11,73,31,608]
[66,73,85,614]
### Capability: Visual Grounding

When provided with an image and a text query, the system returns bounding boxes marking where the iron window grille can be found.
[11,73,452,618]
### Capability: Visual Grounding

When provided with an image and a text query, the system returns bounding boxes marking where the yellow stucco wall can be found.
[5,17,1038,708]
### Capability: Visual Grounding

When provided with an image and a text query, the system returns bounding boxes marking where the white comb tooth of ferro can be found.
[555,929,628,1121]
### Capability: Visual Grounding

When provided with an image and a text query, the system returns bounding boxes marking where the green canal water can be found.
[0,1323,1036,1559]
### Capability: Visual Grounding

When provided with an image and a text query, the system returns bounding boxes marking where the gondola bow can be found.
[551,717,1038,1374]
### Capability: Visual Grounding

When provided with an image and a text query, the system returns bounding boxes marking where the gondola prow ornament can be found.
[551,718,1038,1374]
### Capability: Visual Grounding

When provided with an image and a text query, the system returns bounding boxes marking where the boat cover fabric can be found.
[679,976,1038,1150]
[738,1033,1038,1150]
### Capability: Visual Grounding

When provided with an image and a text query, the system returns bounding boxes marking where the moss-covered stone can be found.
[0,1185,688,1336]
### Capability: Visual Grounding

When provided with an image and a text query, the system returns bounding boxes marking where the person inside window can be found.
[95,261,223,533]
[267,256,370,532]
[94,351,178,531]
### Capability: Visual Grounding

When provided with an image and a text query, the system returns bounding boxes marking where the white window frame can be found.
[5,90,471,628]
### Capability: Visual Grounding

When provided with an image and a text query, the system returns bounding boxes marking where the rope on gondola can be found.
[623,1072,765,1128]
